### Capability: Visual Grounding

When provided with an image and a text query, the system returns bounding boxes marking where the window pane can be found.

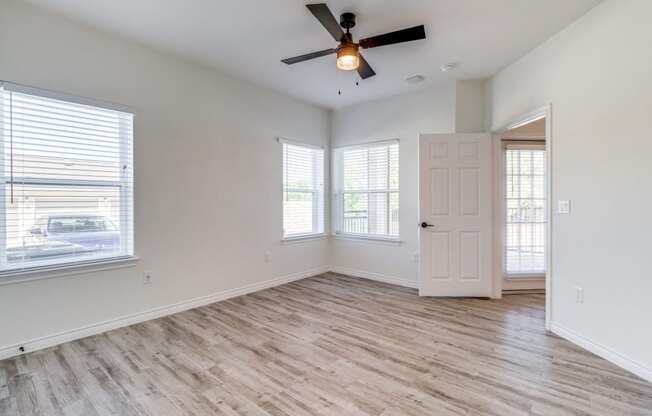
[389,191,399,237]
[368,192,387,235]
[4,184,122,267]
[368,147,388,191]
[342,192,368,234]
[343,149,369,191]
[338,142,399,238]
[284,144,316,191]
[283,191,314,236]
[282,142,323,237]
[6,93,122,182]
[504,147,546,275]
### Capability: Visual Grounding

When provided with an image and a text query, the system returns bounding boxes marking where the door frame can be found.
[493,104,552,330]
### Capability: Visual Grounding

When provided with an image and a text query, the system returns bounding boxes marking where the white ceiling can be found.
[23,0,601,109]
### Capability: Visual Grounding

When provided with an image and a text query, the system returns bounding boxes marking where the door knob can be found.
[421,222,435,228]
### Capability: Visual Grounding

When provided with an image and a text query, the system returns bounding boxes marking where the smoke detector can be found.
[405,75,426,84]
[440,63,459,72]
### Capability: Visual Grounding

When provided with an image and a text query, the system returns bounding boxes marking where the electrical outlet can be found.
[143,271,153,285]
[574,286,584,304]
[264,251,272,263]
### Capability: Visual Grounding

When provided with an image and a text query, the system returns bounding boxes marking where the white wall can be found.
[330,84,457,286]
[0,0,330,353]
[455,80,487,134]
[490,0,652,378]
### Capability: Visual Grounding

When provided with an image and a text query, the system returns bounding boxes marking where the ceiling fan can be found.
[281,3,426,79]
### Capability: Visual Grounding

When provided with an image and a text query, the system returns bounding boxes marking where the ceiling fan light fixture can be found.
[336,43,360,71]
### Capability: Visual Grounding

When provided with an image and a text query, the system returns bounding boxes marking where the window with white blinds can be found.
[504,144,546,275]
[0,82,134,274]
[333,140,399,238]
[281,140,324,238]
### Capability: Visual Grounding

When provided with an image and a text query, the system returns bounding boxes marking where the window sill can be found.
[505,273,545,281]
[333,233,403,246]
[281,233,328,244]
[0,255,140,286]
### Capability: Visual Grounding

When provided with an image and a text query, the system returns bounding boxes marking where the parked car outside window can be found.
[10,215,121,263]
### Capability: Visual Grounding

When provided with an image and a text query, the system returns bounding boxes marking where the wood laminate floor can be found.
[1,273,650,415]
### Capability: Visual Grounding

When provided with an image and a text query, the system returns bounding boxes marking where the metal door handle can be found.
[421,222,435,228]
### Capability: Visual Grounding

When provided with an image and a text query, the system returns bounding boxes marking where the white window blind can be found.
[281,140,324,238]
[0,82,134,274]
[504,144,546,275]
[334,140,399,238]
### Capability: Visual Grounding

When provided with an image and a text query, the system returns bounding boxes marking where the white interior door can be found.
[419,133,493,297]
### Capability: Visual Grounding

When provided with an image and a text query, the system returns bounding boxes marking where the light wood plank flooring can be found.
[1,273,651,415]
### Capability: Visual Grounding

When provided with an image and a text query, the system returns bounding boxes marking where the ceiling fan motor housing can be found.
[340,12,356,31]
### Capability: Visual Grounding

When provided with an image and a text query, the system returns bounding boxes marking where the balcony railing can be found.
[342,209,399,236]
[342,212,368,234]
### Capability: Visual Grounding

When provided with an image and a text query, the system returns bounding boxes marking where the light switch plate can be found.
[558,200,571,214]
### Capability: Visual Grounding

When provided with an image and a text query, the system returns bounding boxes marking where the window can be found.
[0,82,134,274]
[504,144,546,275]
[281,139,324,238]
[333,140,399,238]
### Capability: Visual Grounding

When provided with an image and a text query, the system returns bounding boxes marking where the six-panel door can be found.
[419,134,493,297]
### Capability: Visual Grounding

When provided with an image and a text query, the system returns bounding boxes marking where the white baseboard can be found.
[551,322,652,383]
[329,266,418,289]
[0,266,329,361]
[6,271,649,386]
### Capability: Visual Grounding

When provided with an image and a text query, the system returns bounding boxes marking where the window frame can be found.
[279,137,325,241]
[0,81,136,281]
[503,142,547,278]
[332,139,400,242]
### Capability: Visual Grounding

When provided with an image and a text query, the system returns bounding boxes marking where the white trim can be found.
[544,106,552,331]
[0,87,7,271]
[281,233,327,244]
[0,265,329,360]
[495,104,549,137]
[332,233,402,246]
[504,111,546,131]
[501,132,546,140]
[551,322,652,383]
[276,136,324,150]
[0,256,139,286]
[3,177,123,187]
[502,277,545,292]
[0,80,131,113]
[492,133,503,299]
[332,138,399,151]
[504,142,546,151]
[505,273,545,280]
[330,265,418,289]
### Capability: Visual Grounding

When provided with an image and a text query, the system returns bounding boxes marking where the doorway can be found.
[493,106,552,329]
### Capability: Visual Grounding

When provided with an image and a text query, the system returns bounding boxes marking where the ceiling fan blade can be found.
[359,25,426,49]
[306,3,345,42]
[281,48,337,65]
[357,54,376,79]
